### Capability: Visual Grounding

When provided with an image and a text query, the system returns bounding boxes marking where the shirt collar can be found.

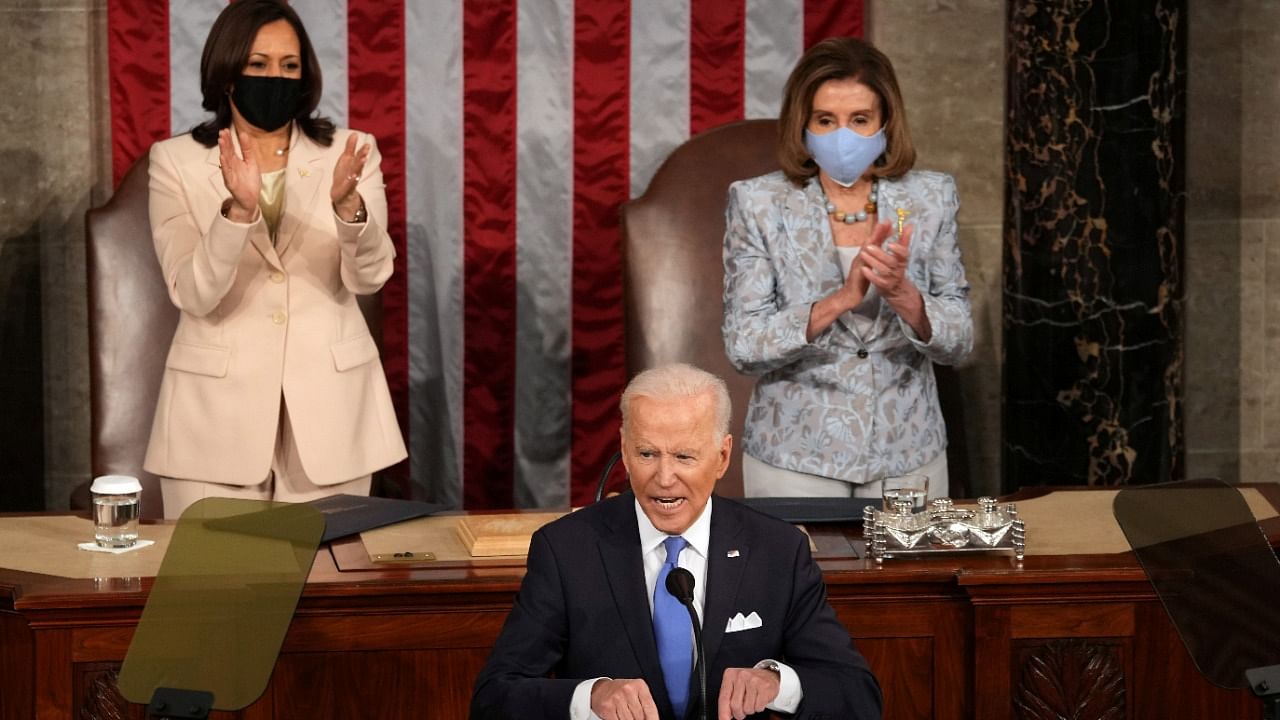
[634,496,713,560]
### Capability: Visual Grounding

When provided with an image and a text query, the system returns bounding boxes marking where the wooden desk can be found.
[1,489,1272,720]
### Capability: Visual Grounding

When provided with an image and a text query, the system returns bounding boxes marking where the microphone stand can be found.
[594,450,623,502]
[667,568,707,720]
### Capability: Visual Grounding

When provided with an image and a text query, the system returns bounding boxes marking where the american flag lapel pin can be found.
[726,549,740,558]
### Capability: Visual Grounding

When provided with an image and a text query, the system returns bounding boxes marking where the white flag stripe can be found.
[168,1,349,133]
[629,0,692,198]
[293,0,349,128]
[169,0,221,135]
[745,0,802,119]
[513,0,575,507]
[405,0,464,508]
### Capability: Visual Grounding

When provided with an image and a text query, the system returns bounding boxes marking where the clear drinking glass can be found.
[882,474,929,512]
[91,475,142,548]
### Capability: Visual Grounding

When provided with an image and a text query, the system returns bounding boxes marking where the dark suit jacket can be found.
[470,492,882,720]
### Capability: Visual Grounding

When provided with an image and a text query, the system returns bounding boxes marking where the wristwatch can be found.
[758,660,782,676]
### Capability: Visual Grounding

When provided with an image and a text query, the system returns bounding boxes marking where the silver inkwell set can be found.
[863,496,1026,563]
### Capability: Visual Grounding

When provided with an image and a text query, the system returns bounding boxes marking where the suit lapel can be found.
[596,495,671,715]
[702,499,748,674]
[866,176,911,342]
[876,177,909,242]
[207,139,284,271]
[799,177,843,294]
[275,131,326,258]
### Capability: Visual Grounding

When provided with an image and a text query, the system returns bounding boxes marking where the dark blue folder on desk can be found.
[307,494,450,543]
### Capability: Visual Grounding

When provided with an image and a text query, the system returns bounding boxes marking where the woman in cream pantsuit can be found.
[144,0,406,518]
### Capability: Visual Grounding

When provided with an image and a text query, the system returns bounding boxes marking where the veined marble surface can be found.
[1003,0,1186,487]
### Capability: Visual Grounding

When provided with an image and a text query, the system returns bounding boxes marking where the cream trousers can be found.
[743,451,950,500]
[161,401,370,519]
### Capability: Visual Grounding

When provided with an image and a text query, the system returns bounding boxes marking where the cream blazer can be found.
[143,126,407,486]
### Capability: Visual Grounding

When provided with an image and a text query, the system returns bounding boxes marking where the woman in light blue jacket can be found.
[722,37,972,499]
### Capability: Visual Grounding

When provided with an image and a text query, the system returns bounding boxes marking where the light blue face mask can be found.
[804,126,887,187]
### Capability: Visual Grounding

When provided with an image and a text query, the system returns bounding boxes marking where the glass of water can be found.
[91,475,142,548]
[882,474,929,513]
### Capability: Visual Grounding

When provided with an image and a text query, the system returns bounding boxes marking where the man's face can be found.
[623,392,732,535]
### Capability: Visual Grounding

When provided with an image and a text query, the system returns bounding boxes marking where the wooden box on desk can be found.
[454,512,563,557]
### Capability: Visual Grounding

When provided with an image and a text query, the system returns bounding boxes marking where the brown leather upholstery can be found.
[83,156,171,518]
[621,119,969,497]
[81,155,384,518]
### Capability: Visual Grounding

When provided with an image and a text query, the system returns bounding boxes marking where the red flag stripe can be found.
[804,0,865,48]
[462,0,519,508]
[690,0,746,135]
[108,0,169,186]
[570,0,631,506]
[347,0,410,496]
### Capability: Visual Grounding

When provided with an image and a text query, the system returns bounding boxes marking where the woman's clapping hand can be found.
[218,128,261,222]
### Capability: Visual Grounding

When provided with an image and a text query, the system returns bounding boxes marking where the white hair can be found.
[619,363,732,441]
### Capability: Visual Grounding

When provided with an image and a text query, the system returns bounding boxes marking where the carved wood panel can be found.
[1013,639,1125,720]
[75,663,133,720]
[72,662,259,720]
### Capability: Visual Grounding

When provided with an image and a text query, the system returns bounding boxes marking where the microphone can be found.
[666,568,707,720]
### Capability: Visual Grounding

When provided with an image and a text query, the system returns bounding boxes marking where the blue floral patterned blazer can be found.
[722,169,973,484]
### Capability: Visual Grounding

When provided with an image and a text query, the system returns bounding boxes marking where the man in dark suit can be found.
[471,363,880,717]
[471,363,882,720]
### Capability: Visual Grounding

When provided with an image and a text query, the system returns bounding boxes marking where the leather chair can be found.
[83,156,172,519]
[621,119,969,498]
[622,120,778,496]
[80,155,384,519]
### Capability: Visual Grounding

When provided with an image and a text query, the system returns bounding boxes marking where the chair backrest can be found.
[85,155,172,518]
[621,119,970,497]
[621,119,780,496]
[82,155,388,517]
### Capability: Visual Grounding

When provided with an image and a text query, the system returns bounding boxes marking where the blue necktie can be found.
[654,535,692,718]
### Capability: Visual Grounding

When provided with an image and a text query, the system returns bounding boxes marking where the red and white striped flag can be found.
[107,0,863,510]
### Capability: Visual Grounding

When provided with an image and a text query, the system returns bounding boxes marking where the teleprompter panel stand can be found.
[117,498,324,716]
[1116,479,1280,719]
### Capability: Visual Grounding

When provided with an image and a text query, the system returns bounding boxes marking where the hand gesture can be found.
[218,128,260,222]
[860,223,920,308]
[806,221,895,341]
[590,678,660,720]
[331,133,371,215]
[836,221,892,311]
[717,667,781,720]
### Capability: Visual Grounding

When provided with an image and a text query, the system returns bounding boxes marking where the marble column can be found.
[1003,1,1186,489]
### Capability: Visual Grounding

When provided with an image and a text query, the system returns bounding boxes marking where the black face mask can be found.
[231,75,303,132]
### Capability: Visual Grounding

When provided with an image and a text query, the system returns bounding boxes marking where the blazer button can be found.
[856,349,868,359]
[272,311,287,325]
[270,272,285,284]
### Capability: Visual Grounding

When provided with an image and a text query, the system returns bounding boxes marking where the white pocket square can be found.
[724,611,763,633]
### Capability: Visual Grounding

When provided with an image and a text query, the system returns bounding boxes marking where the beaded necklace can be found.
[823,178,878,224]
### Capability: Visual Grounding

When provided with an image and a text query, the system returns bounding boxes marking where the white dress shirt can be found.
[569,498,802,718]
